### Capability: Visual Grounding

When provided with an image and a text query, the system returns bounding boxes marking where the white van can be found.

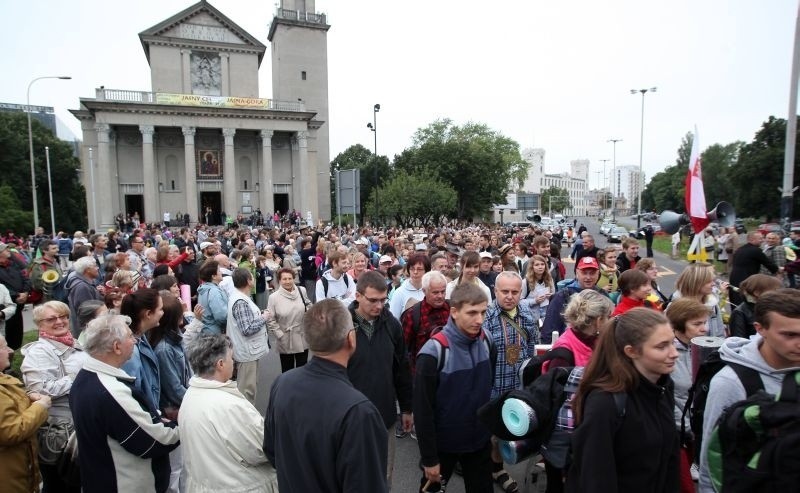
[553,214,565,223]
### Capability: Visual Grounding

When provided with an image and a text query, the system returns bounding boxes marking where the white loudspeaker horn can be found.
[706,201,736,227]
[659,210,690,235]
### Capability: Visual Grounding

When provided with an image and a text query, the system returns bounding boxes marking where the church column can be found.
[259,130,274,215]
[182,126,197,221]
[94,123,114,228]
[296,131,310,218]
[222,128,237,219]
[181,49,191,93]
[140,125,158,224]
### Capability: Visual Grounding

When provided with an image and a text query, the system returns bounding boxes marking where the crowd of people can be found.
[0,217,797,493]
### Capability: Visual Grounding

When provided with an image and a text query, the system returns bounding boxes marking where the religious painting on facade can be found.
[190,52,222,96]
[197,150,222,178]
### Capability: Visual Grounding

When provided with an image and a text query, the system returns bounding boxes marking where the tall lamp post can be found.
[27,75,71,232]
[366,103,380,224]
[599,158,610,214]
[607,138,622,222]
[631,87,656,229]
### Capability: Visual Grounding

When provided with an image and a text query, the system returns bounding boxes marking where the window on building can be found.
[301,71,307,80]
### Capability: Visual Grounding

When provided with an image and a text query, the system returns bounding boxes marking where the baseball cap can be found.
[576,256,600,270]
[379,255,393,264]
[199,242,213,250]
[415,243,427,251]
[479,251,493,260]
[355,237,370,246]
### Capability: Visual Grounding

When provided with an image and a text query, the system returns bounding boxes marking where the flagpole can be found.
[781,0,800,227]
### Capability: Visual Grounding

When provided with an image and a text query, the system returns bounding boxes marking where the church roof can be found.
[138,0,266,66]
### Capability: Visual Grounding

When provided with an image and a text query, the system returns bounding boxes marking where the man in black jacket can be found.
[616,238,642,274]
[729,232,778,306]
[347,271,412,485]
[265,299,388,492]
[574,234,599,272]
[299,231,320,302]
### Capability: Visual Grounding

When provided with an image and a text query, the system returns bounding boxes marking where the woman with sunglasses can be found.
[21,301,88,492]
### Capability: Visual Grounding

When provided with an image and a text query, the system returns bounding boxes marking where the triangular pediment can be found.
[139,0,266,63]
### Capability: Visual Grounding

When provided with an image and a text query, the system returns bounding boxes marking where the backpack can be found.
[479,364,625,466]
[320,273,350,299]
[518,347,575,388]
[429,329,496,376]
[48,273,71,303]
[681,351,763,463]
[706,371,800,493]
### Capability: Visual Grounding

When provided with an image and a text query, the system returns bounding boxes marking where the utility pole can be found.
[608,139,622,222]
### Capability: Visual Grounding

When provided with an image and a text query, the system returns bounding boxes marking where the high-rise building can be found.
[612,165,645,213]
[71,0,331,229]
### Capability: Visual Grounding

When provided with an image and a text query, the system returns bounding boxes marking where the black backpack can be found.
[681,351,763,463]
[320,274,350,299]
[519,347,575,387]
[478,364,625,467]
[706,371,800,492]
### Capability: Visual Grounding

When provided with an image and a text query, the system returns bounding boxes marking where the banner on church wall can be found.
[156,93,272,110]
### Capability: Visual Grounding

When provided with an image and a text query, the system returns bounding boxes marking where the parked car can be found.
[607,227,629,243]
[599,222,616,235]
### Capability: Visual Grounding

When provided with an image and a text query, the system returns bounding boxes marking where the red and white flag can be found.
[685,128,709,234]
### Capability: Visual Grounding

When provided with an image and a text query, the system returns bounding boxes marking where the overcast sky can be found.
[2,0,797,190]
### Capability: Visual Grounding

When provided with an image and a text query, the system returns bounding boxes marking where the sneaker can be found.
[690,463,699,481]
[395,422,408,439]
[410,430,417,440]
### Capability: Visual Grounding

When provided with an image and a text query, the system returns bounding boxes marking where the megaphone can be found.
[526,214,542,223]
[659,210,690,235]
[660,201,738,235]
[41,269,60,299]
[707,201,736,227]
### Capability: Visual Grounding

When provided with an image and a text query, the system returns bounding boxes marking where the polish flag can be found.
[685,128,709,233]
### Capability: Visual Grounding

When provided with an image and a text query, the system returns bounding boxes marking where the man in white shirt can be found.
[315,251,356,305]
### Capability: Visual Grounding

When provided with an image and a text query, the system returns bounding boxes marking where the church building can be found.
[71,0,331,229]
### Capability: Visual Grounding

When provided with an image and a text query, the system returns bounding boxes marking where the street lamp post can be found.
[45,147,56,238]
[27,75,71,232]
[631,87,657,229]
[607,139,622,222]
[599,158,610,214]
[366,103,380,224]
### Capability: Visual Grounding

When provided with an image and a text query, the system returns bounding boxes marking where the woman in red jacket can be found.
[612,269,659,316]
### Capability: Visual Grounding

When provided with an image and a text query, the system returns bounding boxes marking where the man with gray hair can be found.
[482,270,540,492]
[66,256,102,336]
[70,314,180,493]
[265,299,388,492]
[226,267,269,404]
[401,270,450,376]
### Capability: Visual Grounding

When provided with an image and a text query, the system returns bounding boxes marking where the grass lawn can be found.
[9,330,39,377]
[652,234,726,273]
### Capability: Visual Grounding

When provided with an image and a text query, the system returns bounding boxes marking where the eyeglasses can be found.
[38,314,69,324]
[363,295,388,304]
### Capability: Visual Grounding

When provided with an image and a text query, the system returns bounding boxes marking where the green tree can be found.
[393,119,527,219]
[700,142,741,209]
[730,116,800,219]
[642,132,692,213]
[540,186,571,213]
[0,184,34,235]
[0,113,86,235]
[365,173,456,227]
[329,144,392,221]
